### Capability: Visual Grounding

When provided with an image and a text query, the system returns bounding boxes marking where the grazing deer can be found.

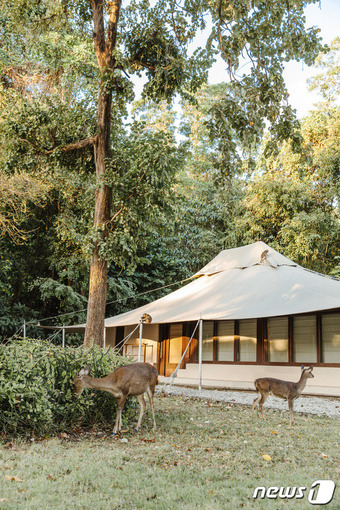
[251,365,314,426]
[73,362,158,434]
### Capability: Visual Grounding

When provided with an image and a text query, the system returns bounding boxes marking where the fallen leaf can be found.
[60,433,69,439]
[321,453,328,458]
[270,431,278,435]
[205,448,213,451]
[141,439,155,443]
[262,454,272,462]
[5,475,23,483]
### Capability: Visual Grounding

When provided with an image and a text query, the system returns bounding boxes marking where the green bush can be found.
[0,339,137,436]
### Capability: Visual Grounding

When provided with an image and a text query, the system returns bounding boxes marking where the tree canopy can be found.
[1,0,337,343]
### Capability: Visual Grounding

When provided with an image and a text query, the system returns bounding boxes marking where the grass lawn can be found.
[0,393,339,509]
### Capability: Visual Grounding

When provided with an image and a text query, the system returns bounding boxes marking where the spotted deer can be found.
[73,362,158,434]
[251,365,314,425]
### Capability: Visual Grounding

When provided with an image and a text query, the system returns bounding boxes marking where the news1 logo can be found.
[253,480,336,505]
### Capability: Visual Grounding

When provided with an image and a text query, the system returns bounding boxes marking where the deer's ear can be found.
[79,365,91,376]
[309,366,313,371]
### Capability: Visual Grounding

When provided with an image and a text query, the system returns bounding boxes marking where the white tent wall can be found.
[105,310,340,396]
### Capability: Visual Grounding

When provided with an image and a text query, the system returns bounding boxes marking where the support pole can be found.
[23,320,26,339]
[198,317,203,390]
[62,326,65,348]
[103,327,106,348]
[138,320,143,362]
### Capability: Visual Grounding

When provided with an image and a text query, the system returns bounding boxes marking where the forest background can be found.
[0,0,339,342]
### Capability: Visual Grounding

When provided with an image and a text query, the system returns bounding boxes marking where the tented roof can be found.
[65,242,340,331]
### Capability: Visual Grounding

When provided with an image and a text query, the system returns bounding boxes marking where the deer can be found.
[251,365,314,426]
[72,362,158,434]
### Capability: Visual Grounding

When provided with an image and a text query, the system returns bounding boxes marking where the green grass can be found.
[0,394,339,509]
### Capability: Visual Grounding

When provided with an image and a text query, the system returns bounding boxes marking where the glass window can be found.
[322,314,340,363]
[239,319,257,362]
[202,321,214,361]
[268,317,289,362]
[125,344,153,363]
[293,315,317,363]
[217,321,234,361]
[169,324,183,363]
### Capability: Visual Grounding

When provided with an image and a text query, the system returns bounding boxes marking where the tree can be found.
[239,107,340,273]
[308,37,340,105]
[1,0,324,345]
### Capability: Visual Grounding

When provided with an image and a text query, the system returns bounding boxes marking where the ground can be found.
[0,393,339,509]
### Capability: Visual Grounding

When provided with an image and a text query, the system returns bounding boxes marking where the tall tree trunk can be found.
[84,90,112,347]
[84,0,120,347]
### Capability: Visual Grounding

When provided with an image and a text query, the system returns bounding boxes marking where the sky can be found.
[207,0,340,119]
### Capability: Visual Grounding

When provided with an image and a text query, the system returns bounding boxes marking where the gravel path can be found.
[157,385,340,419]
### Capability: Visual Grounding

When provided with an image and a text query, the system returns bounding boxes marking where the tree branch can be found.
[19,135,97,155]
[91,0,121,72]
[106,0,121,64]
[91,0,107,70]
[44,135,98,154]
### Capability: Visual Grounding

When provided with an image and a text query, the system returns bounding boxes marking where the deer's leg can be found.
[135,394,146,431]
[146,387,156,430]
[258,393,268,419]
[288,399,294,426]
[113,395,127,434]
[251,393,262,418]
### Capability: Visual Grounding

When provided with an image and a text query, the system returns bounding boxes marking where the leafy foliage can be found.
[239,125,340,273]
[0,339,135,435]
[0,1,337,340]
[308,37,340,104]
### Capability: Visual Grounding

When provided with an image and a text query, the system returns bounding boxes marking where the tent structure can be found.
[66,241,340,329]
[55,242,340,395]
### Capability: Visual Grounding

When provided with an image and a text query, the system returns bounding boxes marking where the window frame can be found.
[183,308,340,367]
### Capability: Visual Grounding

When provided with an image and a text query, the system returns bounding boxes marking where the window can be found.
[125,344,153,363]
[202,321,214,361]
[293,315,317,363]
[239,319,257,362]
[217,321,234,361]
[322,313,340,363]
[169,324,183,364]
[268,317,289,362]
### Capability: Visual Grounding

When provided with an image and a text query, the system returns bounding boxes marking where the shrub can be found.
[0,339,136,436]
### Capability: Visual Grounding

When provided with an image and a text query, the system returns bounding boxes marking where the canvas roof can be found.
[64,241,340,331]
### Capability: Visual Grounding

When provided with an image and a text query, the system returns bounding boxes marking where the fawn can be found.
[251,365,314,425]
[73,362,158,434]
